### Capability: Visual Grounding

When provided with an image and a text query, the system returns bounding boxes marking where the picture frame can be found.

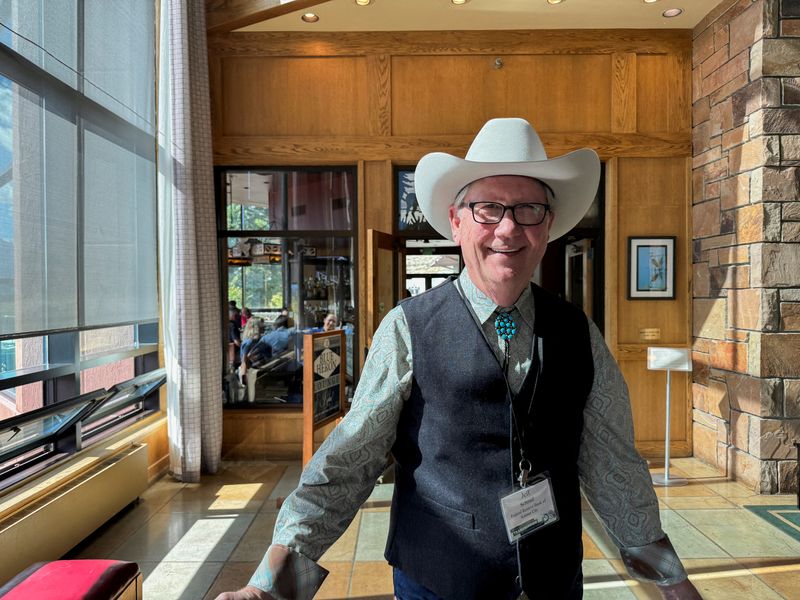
[627,237,676,300]
[395,167,439,237]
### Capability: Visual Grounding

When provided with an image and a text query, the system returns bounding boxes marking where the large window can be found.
[0,1,161,480]
[218,168,357,406]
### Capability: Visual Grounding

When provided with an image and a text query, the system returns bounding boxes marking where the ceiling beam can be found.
[206,0,333,34]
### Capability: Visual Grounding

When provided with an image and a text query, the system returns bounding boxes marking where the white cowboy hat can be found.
[414,118,600,242]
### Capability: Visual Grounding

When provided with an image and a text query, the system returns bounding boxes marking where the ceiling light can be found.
[301,12,319,22]
[546,0,565,4]
[644,0,659,3]
[662,7,683,17]
[355,0,372,5]
[451,0,469,4]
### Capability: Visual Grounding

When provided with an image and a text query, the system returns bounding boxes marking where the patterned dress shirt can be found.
[248,269,688,599]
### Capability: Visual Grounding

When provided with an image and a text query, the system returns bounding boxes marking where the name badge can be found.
[499,474,558,543]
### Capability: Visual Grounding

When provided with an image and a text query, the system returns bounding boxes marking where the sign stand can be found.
[302,330,346,467]
[647,347,691,487]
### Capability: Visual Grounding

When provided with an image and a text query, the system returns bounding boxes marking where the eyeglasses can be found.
[467,201,551,226]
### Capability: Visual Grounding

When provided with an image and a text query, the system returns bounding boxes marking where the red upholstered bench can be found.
[0,560,141,600]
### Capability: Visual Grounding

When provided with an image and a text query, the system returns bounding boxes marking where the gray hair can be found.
[453,178,555,209]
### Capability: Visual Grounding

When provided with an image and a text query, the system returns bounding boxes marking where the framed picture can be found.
[395,168,439,237]
[628,237,676,300]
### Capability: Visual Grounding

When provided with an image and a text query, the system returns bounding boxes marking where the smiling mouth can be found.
[488,248,522,256]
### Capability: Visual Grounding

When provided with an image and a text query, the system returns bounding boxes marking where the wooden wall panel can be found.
[616,157,690,345]
[220,56,369,136]
[391,55,612,135]
[637,53,692,134]
[209,28,694,459]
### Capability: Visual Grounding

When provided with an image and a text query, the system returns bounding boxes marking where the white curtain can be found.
[158,0,222,482]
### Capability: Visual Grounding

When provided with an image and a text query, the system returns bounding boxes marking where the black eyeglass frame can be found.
[466,201,552,226]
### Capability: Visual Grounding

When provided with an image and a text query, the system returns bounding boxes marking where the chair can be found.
[0,560,141,599]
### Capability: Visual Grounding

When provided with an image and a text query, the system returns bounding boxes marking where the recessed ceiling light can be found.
[644,0,659,3]
[662,7,683,17]
[301,12,319,22]
[451,0,469,4]
[546,0,565,4]
[355,0,372,5]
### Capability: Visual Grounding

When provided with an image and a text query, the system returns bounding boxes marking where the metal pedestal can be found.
[652,369,688,487]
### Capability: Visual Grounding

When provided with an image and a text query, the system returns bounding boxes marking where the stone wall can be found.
[692,0,800,493]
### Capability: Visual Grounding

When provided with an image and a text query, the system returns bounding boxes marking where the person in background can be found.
[261,315,293,356]
[229,300,241,328]
[239,318,270,381]
[322,313,339,332]
[241,307,252,328]
[217,118,701,600]
[227,306,241,371]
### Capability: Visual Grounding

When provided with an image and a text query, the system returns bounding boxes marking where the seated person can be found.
[322,313,339,332]
[260,315,293,355]
[240,318,270,380]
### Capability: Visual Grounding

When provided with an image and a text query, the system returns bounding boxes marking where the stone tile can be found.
[659,496,739,510]
[783,135,800,163]
[582,510,621,559]
[320,512,361,562]
[703,480,757,497]
[728,2,762,58]
[781,18,800,36]
[749,560,800,600]
[229,511,277,562]
[694,298,728,339]
[754,166,800,202]
[784,77,800,105]
[710,340,748,371]
[727,288,779,332]
[782,221,800,242]
[694,199,722,237]
[693,27,716,68]
[695,421,719,466]
[785,0,800,18]
[752,243,800,287]
[703,50,750,98]
[777,460,798,494]
[694,146,723,170]
[267,462,302,501]
[582,559,637,600]
[111,512,254,563]
[785,379,800,418]
[676,509,800,557]
[729,136,781,175]
[203,561,259,600]
[761,333,800,377]
[583,529,604,559]
[761,107,800,134]
[348,560,393,597]
[730,493,798,506]
[726,372,781,416]
[722,124,748,150]
[780,302,800,329]
[694,97,711,125]
[654,482,719,498]
[681,558,784,600]
[141,560,224,600]
[751,418,800,460]
[731,410,750,451]
[757,38,800,77]
[694,263,711,297]
[659,509,729,558]
[316,561,354,600]
[354,509,391,562]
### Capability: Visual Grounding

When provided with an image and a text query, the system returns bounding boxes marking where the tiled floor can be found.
[69,458,800,599]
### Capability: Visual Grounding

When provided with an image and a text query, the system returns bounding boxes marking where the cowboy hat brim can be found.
[414,147,600,242]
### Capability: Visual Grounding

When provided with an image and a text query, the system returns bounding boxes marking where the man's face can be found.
[449,175,553,302]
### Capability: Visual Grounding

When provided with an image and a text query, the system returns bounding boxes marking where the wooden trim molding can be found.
[214,132,690,165]
[208,29,692,57]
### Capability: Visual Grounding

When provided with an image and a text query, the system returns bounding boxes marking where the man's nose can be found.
[494,209,520,235]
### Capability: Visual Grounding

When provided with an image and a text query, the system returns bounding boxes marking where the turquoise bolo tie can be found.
[495,310,516,372]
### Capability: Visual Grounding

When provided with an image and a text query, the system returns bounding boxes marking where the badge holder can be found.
[499,470,559,544]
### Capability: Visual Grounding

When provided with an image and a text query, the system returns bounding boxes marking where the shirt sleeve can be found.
[578,320,688,586]
[248,305,414,599]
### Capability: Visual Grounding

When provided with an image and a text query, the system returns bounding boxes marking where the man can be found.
[218,118,700,599]
[322,313,339,332]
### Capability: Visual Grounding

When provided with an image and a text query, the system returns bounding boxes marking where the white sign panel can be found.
[647,347,691,372]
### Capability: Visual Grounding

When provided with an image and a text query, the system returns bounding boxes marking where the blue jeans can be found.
[393,568,443,600]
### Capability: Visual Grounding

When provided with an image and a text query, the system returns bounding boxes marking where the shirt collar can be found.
[457,268,535,329]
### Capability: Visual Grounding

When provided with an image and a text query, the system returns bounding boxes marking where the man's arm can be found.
[578,321,701,599]
[216,306,414,600]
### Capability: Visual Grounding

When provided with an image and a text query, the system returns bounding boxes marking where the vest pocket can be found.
[411,494,476,530]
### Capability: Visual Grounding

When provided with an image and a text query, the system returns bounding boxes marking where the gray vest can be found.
[387,280,593,599]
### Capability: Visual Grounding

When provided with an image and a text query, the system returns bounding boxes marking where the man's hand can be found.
[658,579,702,600]
[214,585,274,600]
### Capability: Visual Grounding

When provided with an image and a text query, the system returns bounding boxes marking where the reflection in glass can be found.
[226,169,354,232]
